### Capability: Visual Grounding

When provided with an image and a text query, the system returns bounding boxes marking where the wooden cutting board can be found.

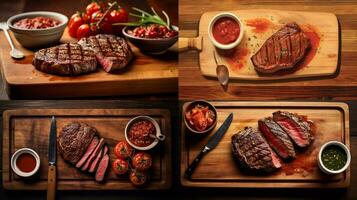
[0,28,178,99]
[181,102,350,188]
[3,109,172,190]
[180,9,339,80]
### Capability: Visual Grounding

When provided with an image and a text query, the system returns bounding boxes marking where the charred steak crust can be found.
[258,118,296,159]
[57,122,97,165]
[78,34,133,72]
[251,23,311,74]
[32,43,97,76]
[231,127,281,172]
[273,111,314,147]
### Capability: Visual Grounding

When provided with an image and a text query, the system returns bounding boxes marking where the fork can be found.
[0,22,24,59]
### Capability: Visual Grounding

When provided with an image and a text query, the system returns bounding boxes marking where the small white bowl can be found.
[7,11,68,48]
[208,12,244,50]
[11,148,40,178]
[318,141,351,175]
[125,116,165,151]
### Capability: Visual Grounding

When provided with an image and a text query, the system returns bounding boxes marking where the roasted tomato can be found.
[76,24,92,39]
[112,158,129,175]
[86,1,102,17]
[114,141,133,159]
[68,15,84,38]
[129,170,147,186]
[132,152,152,171]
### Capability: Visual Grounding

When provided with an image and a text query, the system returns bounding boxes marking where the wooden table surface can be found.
[179,0,357,100]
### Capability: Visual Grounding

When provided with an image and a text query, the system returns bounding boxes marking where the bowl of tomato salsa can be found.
[125,116,165,151]
[208,12,244,50]
[11,148,40,178]
[184,100,217,134]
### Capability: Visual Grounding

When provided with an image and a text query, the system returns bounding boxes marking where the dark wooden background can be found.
[0,0,178,100]
[179,0,357,101]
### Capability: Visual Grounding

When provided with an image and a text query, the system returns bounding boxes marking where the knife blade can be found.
[47,116,56,200]
[185,113,233,178]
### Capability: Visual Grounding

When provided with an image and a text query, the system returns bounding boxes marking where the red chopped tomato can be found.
[114,141,134,159]
[132,152,152,171]
[185,104,216,132]
[112,158,129,175]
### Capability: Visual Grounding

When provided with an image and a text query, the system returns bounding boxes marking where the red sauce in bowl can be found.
[212,17,240,45]
[128,120,156,147]
[14,17,60,29]
[16,153,36,173]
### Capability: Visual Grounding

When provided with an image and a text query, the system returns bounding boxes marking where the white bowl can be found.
[208,12,244,50]
[11,148,40,178]
[125,116,165,151]
[7,11,68,48]
[318,141,351,175]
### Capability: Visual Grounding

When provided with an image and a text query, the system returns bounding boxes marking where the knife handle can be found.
[185,150,206,178]
[47,165,56,200]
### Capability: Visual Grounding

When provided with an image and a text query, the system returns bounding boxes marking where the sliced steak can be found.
[78,34,133,73]
[75,136,99,168]
[258,118,295,159]
[232,127,281,172]
[57,122,97,165]
[81,138,105,171]
[89,145,108,173]
[33,43,97,76]
[251,23,311,74]
[273,111,314,148]
[95,154,109,182]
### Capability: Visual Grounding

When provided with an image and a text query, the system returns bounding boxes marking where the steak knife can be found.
[185,113,233,178]
[47,116,57,200]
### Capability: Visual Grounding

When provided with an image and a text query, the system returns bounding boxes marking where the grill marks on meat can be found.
[273,111,314,148]
[258,118,295,159]
[57,122,97,165]
[251,23,311,74]
[33,43,97,76]
[232,127,282,172]
[78,34,133,73]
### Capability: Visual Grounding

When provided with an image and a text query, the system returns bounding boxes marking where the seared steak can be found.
[57,122,97,165]
[95,154,109,182]
[231,127,281,172]
[89,145,108,173]
[258,118,295,159]
[33,43,97,76]
[78,34,133,73]
[76,136,99,168]
[273,111,314,148]
[251,23,311,74]
[81,138,105,171]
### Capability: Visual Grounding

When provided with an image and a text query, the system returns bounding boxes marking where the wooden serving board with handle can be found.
[0,28,178,99]
[3,108,172,190]
[181,101,350,188]
[179,9,339,80]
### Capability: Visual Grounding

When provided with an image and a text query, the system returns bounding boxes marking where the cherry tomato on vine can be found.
[68,15,84,38]
[86,1,101,17]
[112,158,129,175]
[76,24,92,39]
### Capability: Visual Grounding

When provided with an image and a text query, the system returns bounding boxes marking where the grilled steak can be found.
[251,23,311,74]
[78,34,133,73]
[273,111,314,148]
[81,138,105,171]
[232,127,281,172]
[76,136,99,168]
[33,43,97,76]
[89,145,108,173]
[258,118,295,159]
[57,122,97,165]
[95,154,109,182]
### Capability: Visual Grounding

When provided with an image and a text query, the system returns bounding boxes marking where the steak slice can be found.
[251,23,311,74]
[78,34,133,73]
[89,145,108,173]
[33,43,97,76]
[75,136,99,168]
[57,122,97,165]
[81,138,105,171]
[232,127,281,172]
[95,154,109,182]
[258,118,295,159]
[273,111,314,148]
